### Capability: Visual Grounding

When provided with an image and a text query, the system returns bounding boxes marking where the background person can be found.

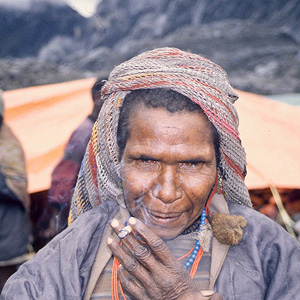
[35,78,105,246]
[0,90,33,293]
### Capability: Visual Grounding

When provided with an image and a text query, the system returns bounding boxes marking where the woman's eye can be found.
[134,158,160,170]
[134,157,157,166]
[140,158,156,165]
[180,161,203,169]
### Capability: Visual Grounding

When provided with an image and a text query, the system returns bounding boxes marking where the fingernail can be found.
[107,237,113,245]
[201,290,214,296]
[110,219,119,228]
[128,217,136,226]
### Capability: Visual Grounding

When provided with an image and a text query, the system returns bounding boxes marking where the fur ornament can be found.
[209,213,247,245]
[195,223,214,252]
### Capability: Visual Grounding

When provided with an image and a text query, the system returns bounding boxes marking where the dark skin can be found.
[107,106,222,299]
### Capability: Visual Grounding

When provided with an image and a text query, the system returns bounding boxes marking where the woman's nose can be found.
[152,165,182,203]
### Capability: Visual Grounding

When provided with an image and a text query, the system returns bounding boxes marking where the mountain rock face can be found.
[0,2,89,58]
[1,0,299,95]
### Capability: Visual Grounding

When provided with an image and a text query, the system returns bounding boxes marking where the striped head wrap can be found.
[69,47,251,224]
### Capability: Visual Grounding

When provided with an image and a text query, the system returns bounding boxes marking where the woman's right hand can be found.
[107,217,223,300]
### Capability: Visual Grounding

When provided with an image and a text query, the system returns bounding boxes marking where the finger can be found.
[107,236,131,260]
[118,265,151,300]
[110,219,156,269]
[201,290,214,297]
[110,219,134,240]
[107,237,141,274]
[110,219,160,289]
[128,217,176,266]
[110,219,147,249]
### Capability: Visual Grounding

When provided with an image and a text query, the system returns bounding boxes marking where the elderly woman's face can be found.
[120,105,217,239]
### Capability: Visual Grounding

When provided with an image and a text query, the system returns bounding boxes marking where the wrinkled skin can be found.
[107,218,222,300]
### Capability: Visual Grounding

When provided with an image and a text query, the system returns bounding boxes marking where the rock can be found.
[0,0,299,95]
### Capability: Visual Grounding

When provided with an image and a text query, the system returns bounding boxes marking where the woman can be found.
[2,48,300,300]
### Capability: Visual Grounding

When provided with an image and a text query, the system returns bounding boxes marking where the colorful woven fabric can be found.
[69,47,251,224]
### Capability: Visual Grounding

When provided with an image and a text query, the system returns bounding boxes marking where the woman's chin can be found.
[136,211,188,239]
[144,222,186,240]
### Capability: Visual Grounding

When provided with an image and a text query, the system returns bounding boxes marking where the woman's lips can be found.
[145,208,183,225]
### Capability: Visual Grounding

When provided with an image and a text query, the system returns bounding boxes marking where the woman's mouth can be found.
[145,208,183,225]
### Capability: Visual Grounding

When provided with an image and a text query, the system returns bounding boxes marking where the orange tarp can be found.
[3,78,95,193]
[236,90,300,190]
[2,79,300,193]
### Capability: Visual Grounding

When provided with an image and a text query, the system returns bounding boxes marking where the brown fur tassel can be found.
[209,213,247,245]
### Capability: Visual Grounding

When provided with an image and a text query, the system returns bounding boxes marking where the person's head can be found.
[117,88,220,238]
[89,78,105,122]
[69,47,251,229]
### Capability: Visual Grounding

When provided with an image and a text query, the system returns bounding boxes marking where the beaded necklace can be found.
[181,218,201,235]
[182,207,206,270]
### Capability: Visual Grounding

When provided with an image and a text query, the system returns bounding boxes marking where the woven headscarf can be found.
[69,47,251,224]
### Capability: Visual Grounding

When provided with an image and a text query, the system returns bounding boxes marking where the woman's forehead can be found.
[128,105,212,132]
[126,106,214,150]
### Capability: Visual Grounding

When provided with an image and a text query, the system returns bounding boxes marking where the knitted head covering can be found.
[69,47,251,224]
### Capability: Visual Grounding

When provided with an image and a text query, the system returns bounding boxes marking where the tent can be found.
[3,78,95,193]
[235,90,300,190]
[2,78,300,194]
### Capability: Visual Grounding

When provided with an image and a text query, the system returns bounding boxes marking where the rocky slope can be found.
[1,0,299,95]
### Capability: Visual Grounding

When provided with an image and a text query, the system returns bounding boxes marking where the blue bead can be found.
[184,210,207,269]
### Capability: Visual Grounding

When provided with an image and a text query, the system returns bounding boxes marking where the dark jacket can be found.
[1,199,300,300]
